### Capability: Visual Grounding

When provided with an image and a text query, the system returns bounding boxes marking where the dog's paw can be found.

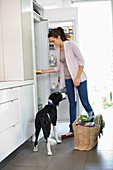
[33,146,38,152]
[47,151,52,156]
[56,139,62,144]
[48,138,57,146]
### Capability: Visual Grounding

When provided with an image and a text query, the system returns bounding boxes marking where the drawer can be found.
[0,88,19,104]
[0,123,21,162]
[0,99,20,132]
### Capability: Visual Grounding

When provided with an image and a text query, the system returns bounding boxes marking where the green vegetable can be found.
[79,114,105,138]
[80,115,90,124]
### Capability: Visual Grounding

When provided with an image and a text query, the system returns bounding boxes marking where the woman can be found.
[36,27,94,139]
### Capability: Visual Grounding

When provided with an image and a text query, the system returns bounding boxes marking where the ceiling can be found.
[36,0,111,9]
[36,0,72,9]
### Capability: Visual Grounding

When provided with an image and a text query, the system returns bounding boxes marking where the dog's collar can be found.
[48,99,53,106]
[48,102,53,106]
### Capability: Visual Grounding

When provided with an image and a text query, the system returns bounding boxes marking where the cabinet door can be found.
[21,0,33,80]
[1,0,24,81]
[0,0,4,81]
[1,0,33,81]
[20,85,34,143]
[0,123,21,162]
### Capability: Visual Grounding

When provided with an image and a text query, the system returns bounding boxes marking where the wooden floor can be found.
[1,107,113,170]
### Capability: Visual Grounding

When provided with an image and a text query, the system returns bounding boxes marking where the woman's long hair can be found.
[48,27,68,42]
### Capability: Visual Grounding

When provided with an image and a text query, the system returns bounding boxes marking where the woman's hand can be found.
[74,77,80,87]
[74,66,83,87]
[36,68,56,75]
[36,69,44,75]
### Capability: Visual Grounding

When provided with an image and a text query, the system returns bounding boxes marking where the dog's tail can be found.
[48,137,57,146]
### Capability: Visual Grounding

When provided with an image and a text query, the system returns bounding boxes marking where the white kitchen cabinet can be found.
[0,84,35,162]
[0,123,21,162]
[0,0,33,81]
[19,85,35,143]
[0,87,21,162]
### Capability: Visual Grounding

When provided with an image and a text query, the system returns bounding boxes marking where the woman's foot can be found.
[61,132,74,139]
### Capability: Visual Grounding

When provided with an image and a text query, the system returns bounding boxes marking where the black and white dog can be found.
[33,92,66,156]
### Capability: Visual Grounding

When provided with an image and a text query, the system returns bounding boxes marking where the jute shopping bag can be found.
[72,115,101,151]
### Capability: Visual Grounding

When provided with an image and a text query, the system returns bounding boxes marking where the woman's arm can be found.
[74,66,84,87]
[36,68,56,75]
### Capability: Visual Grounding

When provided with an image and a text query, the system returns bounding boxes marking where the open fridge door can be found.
[34,20,50,109]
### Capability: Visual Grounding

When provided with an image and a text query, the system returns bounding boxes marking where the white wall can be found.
[44,7,77,21]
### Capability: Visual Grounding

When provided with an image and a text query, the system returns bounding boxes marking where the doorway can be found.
[76,1,112,114]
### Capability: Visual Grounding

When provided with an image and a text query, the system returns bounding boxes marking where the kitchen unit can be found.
[0,0,48,162]
[0,82,34,162]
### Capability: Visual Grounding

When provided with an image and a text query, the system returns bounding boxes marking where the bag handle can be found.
[97,114,102,126]
[72,114,82,126]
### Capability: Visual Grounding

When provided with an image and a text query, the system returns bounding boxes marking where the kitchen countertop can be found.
[0,80,34,90]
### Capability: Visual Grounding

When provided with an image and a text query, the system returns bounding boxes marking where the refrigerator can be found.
[48,20,76,123]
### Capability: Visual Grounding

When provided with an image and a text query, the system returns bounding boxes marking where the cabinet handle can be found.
[11,98,18,102]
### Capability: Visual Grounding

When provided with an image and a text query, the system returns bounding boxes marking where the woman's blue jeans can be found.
[65,79,94,133]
